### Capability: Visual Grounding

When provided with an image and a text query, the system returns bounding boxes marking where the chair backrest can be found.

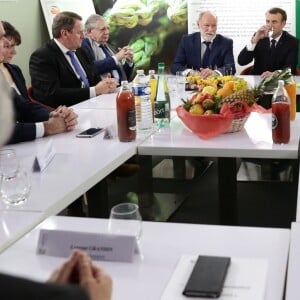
[295,68,300,75]
[27,86,54,110]
[240,65,253,75]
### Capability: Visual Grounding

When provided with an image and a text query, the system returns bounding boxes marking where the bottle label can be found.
[272,113,278,129]
[154,101,169,119]
[128,109,136,131]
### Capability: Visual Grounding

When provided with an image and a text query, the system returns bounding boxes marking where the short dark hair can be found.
[1,21,21,45]
[52,11,82,38]
[267,7,287,22]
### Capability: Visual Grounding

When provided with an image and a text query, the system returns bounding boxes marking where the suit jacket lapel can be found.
[193,33,201,68]
[49,40,80,80]
[105,43,127,81]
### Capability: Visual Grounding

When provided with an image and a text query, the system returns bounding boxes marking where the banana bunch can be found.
[166,0,187,24]
[108,0,158,28]
[129,32,159,68]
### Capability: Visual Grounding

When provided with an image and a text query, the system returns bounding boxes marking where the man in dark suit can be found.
[0,20,78,144]
[171,11,236,78]
[29,11,117,108]
[238,7,299,78]
[79,14,134,84]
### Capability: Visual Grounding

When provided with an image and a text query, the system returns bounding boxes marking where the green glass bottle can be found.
[154,62,170,127]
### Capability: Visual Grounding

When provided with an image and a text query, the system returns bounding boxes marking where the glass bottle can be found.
[154,62,171,127]
[284,74,296,121]
[272,80,290,144]
[148,69,157,120]
[132,70,153,131]
[116,80,136,142]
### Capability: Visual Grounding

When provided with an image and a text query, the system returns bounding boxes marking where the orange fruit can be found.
[223,81,234,90]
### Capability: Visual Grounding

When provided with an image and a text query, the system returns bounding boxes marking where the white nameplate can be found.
[33,140,56,172]
[36,229,137,262]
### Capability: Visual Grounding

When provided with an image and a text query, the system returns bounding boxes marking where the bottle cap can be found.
[158,62,165,69]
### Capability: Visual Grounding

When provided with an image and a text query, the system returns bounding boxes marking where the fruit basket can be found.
[177,75,267,139]
[176,102,252,139]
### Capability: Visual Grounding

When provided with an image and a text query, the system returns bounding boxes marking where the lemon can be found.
[202,85,217,96]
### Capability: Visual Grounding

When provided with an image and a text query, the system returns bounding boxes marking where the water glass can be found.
[224,64,233,76]
[108,203,142,242]
[0,169,31,205]
[0,149,19,178]
[176,71,186,98]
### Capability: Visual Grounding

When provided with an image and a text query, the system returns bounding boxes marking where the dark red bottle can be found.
[116,81,136,142]
[272,80,290,144]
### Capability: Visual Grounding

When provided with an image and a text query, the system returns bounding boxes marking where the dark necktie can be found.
[100,44,127,82]
[202,41,211,68]
[66,51,90,87]
[100,44,112,58]
[270,39,276,56]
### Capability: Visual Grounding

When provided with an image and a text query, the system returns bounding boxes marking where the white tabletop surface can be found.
[0,211,43,253]
[285,222,300,300]
[138,112,300,159]
[0,109,138,215]
[0,216,290,300]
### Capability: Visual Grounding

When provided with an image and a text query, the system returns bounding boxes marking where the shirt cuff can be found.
[246,42,256,51]
[112,55,119,66]
[36,122,45,139]
[90,87,96,98]
[182,69,192,76]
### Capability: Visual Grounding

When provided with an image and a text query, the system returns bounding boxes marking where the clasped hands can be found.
[49,249,112,300]
[116,46,134,63]
[44,106,78,136]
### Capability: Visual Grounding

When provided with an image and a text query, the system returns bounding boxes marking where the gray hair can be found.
[198,11,218,22]
[0,72,14,145]
[84,14,106,30]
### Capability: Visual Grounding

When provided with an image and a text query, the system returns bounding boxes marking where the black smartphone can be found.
[76,127,104,138]
[182,255,231,298]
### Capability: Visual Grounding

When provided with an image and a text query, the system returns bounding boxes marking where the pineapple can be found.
[222,88,264,107]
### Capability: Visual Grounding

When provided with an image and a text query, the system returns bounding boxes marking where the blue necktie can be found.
[67,51,90,87]
[100,44,127,82]
[202,41,211,68]
[100,44,112,58]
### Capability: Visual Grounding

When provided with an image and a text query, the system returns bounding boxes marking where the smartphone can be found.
[182,255,231,298]
[76,127,104,138]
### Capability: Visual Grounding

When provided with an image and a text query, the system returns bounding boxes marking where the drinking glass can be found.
[176,71,186,99]
[0,149,19,178]
[0,169,31,205]
[108,203,142,242]
[223,64,233,76]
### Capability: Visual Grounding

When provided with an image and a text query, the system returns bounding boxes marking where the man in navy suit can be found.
[238,7,299,78]
[0,20,78,144]
[171,11,236,78]
[80,14,134,84]
[29,11,117,108]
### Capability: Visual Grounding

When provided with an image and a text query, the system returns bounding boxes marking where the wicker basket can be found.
[225,113,250,133]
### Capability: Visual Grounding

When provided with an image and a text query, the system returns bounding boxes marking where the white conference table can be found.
[285,222,300,300]
[137,112,300,225]
[0,109,138,216]
[0,211,43,253]
[0,216,290,300]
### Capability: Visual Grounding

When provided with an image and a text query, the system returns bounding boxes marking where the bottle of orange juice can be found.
[285,76,296,121]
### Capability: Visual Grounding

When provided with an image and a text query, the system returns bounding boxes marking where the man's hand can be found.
[252,25,271,44]
[261,71,274,79]
[95,78,117,95]
[49,250,112,300]
[49,106,78,131]
[199,68,215,79]
[116,46,134,63]
[43,115,67,136]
